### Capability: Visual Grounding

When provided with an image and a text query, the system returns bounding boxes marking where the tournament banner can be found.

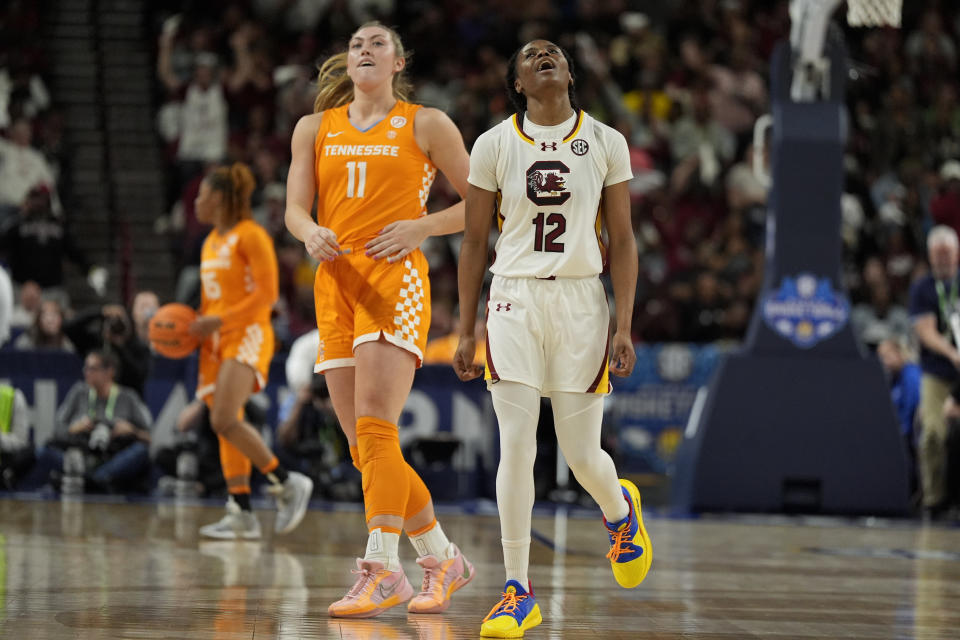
[611,343,726,474]
[1,345,721,482]
[0,351,492,471]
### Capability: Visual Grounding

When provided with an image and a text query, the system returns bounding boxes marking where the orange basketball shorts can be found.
[197,321,274,403]
[313,248,431,372]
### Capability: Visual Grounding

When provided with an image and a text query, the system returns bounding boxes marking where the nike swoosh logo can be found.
[376,580,400,600]
[328,131,344,137]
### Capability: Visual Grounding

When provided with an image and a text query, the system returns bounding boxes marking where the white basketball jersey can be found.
[468,110,632,278]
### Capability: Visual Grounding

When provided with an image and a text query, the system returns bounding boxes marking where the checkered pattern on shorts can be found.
[393,260,424,344]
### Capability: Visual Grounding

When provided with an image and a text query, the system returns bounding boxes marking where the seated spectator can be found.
[65,300,152,398]
[0,382,32,489]
[0,116,60,223]
[275,374,352,500]
[153,397,268,498]
[669,80,736,186]
[852,279,912,350]
[13,298,75,352]
[29,350,152,493]
[680,270,729,342]
[157,23,228,190]
[9,279,40,330]
[0,54,51,129]
[932,159,960,235]
[877,337,922,503]
[284,329,319,392]
[0,184,100,305]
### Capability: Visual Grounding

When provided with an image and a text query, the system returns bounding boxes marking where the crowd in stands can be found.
[3,1,960,509]
[141,1,960,353]
[3,1,957,352]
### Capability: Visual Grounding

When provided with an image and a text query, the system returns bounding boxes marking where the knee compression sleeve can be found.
[357,416,409,521]
[404,462,432,520]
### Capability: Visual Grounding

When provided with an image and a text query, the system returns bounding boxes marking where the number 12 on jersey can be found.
[346,161,367,198]
[532,212,566,252]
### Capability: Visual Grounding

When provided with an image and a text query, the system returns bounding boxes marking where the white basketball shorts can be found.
[483,275,611,396]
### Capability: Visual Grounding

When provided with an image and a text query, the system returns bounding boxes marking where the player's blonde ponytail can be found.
[313,53,352,113]
[313,21,413,113]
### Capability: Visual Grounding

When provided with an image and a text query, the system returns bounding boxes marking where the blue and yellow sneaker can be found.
[479,580,541,638]
[604,478,653,588]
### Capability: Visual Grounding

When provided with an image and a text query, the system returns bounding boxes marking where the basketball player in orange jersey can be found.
[191,162,313,539]
[284,22,474,617]
[455,40,652,637]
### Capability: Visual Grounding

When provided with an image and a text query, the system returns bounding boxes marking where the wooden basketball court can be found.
[0,497,958,638]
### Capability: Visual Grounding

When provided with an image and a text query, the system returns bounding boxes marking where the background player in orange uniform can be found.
[192,162,313,539]
[284,23,474,617]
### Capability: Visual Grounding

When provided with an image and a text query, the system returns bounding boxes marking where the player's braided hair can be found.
[505,42,580,115]
[205,162,255,226]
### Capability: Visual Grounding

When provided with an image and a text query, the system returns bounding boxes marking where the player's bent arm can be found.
[602,180,638,336]
[418,200,466,238]
[219,229,279,325]
[914,314,960,362]
[457,184,498,336]
[415,107,470,237]
[285,114,322,243]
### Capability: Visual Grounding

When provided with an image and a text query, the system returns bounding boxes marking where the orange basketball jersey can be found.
[314,101,436,247]
[199,219,279,332]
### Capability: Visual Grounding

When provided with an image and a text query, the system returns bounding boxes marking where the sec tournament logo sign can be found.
[761,274,850,348]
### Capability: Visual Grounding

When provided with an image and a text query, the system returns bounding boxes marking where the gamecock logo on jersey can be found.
[526,160,571,206]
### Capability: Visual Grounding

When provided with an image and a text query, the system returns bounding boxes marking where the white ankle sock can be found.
[364,528,401,572]
[410,522,454,560]
[502,537,530,586]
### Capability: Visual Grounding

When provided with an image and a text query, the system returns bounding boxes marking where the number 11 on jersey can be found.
[346,161,367,198]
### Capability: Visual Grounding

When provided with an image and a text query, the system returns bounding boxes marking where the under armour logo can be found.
[540,142,557,151]
[495,303,511,312]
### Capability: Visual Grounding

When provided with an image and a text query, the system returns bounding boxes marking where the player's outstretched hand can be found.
[366,220,428,263]
[453,335,484,381]
[609,331,636,377]
[305,225,343,261]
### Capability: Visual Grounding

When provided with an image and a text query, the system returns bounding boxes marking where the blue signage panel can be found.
[611,344,724,473]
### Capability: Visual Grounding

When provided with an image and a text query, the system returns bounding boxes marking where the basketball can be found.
[148,303,200,359]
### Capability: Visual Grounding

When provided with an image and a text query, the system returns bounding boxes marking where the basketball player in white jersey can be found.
[454,40,653,638]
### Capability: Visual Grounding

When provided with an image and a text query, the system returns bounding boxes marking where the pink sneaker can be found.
[328,559,414,618]
[407,544,475,614]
